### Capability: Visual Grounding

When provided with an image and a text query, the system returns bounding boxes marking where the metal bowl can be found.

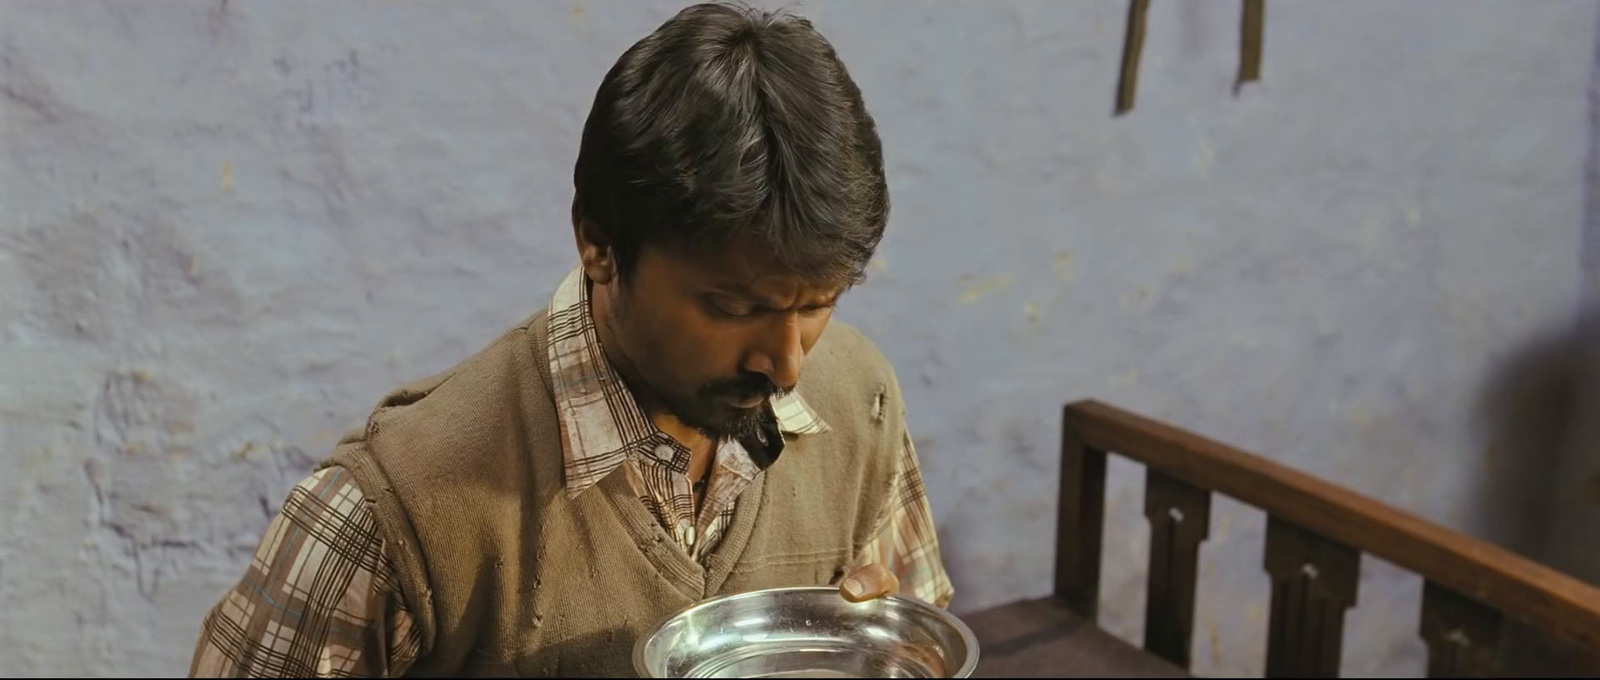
[633,586,979,678]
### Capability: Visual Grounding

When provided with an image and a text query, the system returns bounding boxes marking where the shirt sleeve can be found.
[189,466,423,678]
[855,428,956,609]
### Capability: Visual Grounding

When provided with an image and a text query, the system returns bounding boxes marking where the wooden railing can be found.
[1054,400,1600,677]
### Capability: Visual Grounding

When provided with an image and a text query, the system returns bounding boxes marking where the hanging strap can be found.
[1114,0,1266,115]
[1114,0,1151,116]
[1237,0,1265,93]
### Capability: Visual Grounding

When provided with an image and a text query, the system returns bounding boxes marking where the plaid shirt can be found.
[190,267,954,678]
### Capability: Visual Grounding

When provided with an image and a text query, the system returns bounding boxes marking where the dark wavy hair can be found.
[572,2,888,287]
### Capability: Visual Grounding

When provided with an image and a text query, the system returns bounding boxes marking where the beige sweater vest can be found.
[321,311,907,677]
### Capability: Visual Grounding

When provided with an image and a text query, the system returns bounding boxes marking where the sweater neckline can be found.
[597,466,768,598]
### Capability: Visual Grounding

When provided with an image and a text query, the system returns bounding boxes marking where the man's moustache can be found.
[705,377,786,402]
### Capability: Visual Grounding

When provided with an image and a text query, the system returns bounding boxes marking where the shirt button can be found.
[654,444,673,458]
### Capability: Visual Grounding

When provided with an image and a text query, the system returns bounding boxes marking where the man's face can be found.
[594,237,843,442]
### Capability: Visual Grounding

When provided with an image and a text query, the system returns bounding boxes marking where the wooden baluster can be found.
[1577,646,1600,676]
[1263,516,1361,678]
[1579,645,1600,676]
[1055,412,1108,619]
[1143,470,1212,669]
[1420,580,1502,678]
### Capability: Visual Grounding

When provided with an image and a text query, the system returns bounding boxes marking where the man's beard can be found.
[669,373,790,443]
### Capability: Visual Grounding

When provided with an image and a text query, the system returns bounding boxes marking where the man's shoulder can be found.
[371,311,548,415]
[798,320,906,428]
[808,320,895,376]
[334,310,558,481]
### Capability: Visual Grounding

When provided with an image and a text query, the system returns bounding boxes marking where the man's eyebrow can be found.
[705,282,757,298]
[705,283,842,308]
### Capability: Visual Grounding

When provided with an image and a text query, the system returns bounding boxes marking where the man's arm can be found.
[848,429,956,609]
[190,467,422,678]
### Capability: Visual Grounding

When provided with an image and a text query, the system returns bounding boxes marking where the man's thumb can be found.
[839,564,899,602]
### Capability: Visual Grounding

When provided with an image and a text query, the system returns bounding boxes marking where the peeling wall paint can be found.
[2,1,1597,676]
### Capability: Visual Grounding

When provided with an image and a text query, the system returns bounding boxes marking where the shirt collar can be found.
[545,267,829,498]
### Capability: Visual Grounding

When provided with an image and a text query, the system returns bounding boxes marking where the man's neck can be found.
[655,414,716,482]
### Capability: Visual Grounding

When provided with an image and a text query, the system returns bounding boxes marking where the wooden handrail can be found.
[1057,399,1600,672]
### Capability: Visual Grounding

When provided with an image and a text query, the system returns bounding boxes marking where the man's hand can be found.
[838,563,900,602]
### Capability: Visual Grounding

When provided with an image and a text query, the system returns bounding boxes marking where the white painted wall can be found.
[3,1,1596,676]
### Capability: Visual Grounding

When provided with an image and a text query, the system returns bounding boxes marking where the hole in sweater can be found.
[871,384,887,423]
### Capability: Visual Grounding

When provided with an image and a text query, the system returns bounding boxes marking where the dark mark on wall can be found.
[1,43,68,124]
[205,0,233,46]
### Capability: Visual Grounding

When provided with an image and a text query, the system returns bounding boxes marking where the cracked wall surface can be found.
[3,1,1597,676]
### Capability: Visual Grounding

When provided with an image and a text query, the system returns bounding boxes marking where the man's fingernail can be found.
[841,577,864,598]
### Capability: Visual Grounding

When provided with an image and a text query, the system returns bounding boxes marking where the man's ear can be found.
[573,216,616,286]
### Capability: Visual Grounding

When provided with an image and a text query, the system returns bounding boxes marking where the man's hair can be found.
[573,2,888,286]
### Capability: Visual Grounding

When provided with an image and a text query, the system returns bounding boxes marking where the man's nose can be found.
[743,314,804,391]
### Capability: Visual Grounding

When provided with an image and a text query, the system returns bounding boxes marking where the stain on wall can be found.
[2,0,1597,676]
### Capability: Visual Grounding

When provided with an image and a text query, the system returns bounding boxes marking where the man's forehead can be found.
[670,240,848,297]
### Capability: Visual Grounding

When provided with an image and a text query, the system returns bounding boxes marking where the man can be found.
[190,3,952,676]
